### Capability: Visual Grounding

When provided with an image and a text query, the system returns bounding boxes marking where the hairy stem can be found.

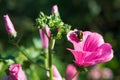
[48,37,55,80]
[45,50,49,70]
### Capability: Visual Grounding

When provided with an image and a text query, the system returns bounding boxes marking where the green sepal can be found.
[8,34,21,45]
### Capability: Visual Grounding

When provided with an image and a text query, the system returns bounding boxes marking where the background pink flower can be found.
[102,67,113,79]
[3,64,27,80]
[87,66,102,80]
[67,30,113,67]
[87,66,113,80]
[66,64,78,80]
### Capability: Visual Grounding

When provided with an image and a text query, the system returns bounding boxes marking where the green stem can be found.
[48,37,55,80]
[45,50,49,70]
[15,44,48,71]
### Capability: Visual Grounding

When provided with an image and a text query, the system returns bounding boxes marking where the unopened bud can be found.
[4,14,17,37]
[52,5,58,14]
[39,25,50,49]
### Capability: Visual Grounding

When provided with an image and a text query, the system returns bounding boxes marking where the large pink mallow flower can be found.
[67,30,113,67]
[66,64,78,80]
[4,14,17,37]
[39,25,50,49]
[3,64,27,80]
[52,65,62,80]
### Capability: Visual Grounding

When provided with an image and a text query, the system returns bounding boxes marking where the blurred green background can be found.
[0,0,120,80]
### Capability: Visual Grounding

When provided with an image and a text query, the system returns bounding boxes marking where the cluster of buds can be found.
[35,5,71,39]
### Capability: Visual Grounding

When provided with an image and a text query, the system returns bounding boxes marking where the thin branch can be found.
[15,44,48,71]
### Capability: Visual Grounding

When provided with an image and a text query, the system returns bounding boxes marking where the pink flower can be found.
[87,66,102,80]
[3,14,17,37]
[3,64,27,80]
[67,30,113,67]
[52,65,62,80]
[87,66,113,80]
[66,64,78,80]
[52,5,58,14]
[39,25,50,49]
[102,68,113,79]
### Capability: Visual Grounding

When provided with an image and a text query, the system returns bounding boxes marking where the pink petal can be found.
[52,5,58,14]
[82,31,92,45]
[67,29,79,43]
[95,43,113,63]
[83,32,104,52]
[67,31,93,51]
[84,43,113,65]
[18,70,27,80]
[67,29,82,50]
[67,48,85,66]
[9,64,21,76]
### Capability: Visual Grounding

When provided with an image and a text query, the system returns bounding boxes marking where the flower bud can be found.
[52,5,58,14]
[56,27,61,31]
[3,64,27,80]
[66,64,78,80]
[52,65,62,80]
[4,14,17,37]
[39,25,50,49]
